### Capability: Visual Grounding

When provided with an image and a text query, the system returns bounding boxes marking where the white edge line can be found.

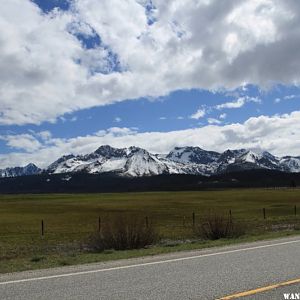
[1,239,300,286]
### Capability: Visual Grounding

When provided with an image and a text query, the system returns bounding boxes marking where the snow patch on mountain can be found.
[167,146,220,164]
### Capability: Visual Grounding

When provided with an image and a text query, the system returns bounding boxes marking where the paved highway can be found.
[1,236,300,299]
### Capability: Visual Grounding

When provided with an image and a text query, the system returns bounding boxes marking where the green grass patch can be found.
[1,189,300,273]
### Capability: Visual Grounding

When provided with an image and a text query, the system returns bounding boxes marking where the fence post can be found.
[263,208,266,220]
[145,216,149,228]
[229,209,232,223]
[192,212,195,227]
[98,216,101,233]
[41,219,44,236]
[295,205,297,216]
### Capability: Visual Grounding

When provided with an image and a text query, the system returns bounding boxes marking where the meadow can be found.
[1,188,300,273]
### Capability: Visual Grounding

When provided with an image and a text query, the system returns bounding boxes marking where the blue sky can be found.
[0,0,300,167]
[1,85,299,142]
[32,0,70,12]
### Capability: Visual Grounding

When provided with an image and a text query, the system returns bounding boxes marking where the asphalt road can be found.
[1,236,300,300]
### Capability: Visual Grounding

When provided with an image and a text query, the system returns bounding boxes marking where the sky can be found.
[0,0,300,168]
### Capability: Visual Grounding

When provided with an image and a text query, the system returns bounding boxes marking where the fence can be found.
[1,205,300,261]
[2,205,298,238]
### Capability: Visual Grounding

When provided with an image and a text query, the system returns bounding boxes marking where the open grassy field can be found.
[1,188,300,273]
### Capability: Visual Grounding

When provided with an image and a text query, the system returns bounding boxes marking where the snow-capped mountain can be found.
[47,145,197,177]
[166,146,220,164]
[0,163,41,178]
[45,145,300,177]
[216,149,248,172]
[1,146,300,178]
[280,156,300,172]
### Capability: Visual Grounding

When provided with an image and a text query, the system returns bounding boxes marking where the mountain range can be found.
[1,145,300,178]
[0,163,41,178]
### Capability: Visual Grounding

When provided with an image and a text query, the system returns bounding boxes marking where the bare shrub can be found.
[86,215,158,252]
[194,213,245,240]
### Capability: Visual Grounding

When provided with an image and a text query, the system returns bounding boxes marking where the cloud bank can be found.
[1,111,300,168]
[1,0,300,125]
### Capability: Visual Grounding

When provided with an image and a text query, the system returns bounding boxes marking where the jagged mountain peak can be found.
[57,154,76,162]
[94,145,127,158]
[25,163,37,168]
[217,149,247,163]
[238,150,262,162]
[46,154,76,173]
[261,151,278,160]
[237,150,279,165]
[224,148,247,155]
[167,146,220,164]
[0,163,41,178]
[23,163,40,172]
[95,144,116,152]
[128,146,148,153]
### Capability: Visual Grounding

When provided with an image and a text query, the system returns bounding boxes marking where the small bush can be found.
[194,213,245,240]
[86,215,158,252]
[30,256,45,263]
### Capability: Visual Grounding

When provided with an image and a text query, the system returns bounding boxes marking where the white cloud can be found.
[70,116,78,122]
[216,97,246,109]
[114,117,122,123]
[216,96,261,110]
[0,0,300,125]
[37,131,52,141]
[190,108,206,120]
[1,111,300,168]
[284,94,298,100]
[274,97,281,103]
[159,117,167,120]
[207,118,222,125]
[219,113,227,119]
[0,134,42,153]
[275,95,299,103]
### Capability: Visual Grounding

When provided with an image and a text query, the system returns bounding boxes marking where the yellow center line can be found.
[217,277,300,299]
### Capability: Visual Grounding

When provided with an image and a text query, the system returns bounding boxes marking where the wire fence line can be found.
[1,205,300,238]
